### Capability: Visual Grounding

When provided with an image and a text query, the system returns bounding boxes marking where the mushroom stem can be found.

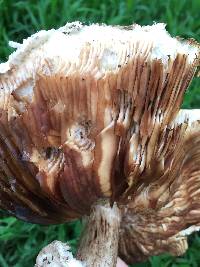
[76,202,121,267]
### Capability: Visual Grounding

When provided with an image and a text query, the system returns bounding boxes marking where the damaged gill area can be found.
[0,22,199,265]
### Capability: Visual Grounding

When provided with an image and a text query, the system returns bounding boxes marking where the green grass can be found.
[0,0,199,266]
[0,211,82,267]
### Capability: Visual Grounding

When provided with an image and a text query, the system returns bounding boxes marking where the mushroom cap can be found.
[0,22,199,224]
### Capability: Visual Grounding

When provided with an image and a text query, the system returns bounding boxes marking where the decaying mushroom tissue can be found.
[0,22,199,267]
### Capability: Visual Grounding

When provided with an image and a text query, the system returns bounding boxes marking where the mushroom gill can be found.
[119,110,200,263]
[0,22,200,264]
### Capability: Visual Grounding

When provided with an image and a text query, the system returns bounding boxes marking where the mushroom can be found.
[0,22,199,267]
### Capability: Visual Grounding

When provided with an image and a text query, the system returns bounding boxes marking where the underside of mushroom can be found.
[119,111,200,263]
[0,22,199,266]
